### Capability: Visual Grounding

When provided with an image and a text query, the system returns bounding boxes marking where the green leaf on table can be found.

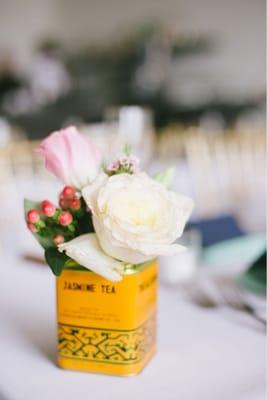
[154,167,175,188]
[45,247,70,276]
[240,250,267,294]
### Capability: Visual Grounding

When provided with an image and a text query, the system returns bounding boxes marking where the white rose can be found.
[82,172,194,264]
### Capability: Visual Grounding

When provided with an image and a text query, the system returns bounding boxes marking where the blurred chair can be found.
[158,126,266,233]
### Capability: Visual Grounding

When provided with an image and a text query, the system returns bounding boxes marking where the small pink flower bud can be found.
[27,209,40,223]
[108,160,120,172]
[27,222,38,233]
[53,235,65,245]
[62,186,76,199]
[70,198,81,210]
[58,211,73,226]
[119,155,130,166]
[41,200,56,217]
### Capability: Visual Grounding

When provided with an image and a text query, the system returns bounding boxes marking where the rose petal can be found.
[82,173,108,214]
[36,126,102,189]
[58,233,123,282]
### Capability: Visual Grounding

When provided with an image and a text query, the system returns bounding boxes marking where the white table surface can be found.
[0,235,265,400]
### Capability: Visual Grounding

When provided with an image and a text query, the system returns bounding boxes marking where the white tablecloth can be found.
[0,239,265,400]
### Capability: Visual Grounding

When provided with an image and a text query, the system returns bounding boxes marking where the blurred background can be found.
[0,0,265,288]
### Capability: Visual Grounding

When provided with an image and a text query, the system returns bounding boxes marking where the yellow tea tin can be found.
[56,260,157,376]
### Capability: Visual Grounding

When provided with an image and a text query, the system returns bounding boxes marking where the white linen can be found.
[0,236,265,400]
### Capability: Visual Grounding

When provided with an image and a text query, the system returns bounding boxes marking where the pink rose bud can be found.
[36,126,102,189]
[27,222,38,233]
[58,211,73,226]
[70,198,81,210]
[27,209,40,223]
[62,186,76,199]
[41,200,56,217]
[53,235,65,245]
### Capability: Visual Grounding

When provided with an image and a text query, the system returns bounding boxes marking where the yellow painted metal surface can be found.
[56,260,157,376]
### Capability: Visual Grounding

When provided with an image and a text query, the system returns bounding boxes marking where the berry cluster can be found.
[26,186,82,246]
[59,186,81,211]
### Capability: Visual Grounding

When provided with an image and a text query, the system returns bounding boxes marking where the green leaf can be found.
[24,198,53,250]
[123,143,132,156]
[64,259,89,272]
[45,247,69,276]
[76,212,94,235]
[24,198,41,215]
[154,167,175,188]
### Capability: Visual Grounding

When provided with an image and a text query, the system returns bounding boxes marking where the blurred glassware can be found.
[159,229,201,286]
[185,276,266,329]
[80,122,121,164]
[104,106,155,166]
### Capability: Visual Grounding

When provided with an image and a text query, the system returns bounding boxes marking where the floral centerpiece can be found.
[24,126,193,375]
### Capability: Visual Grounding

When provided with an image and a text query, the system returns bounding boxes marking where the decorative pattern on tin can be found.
[58,316,156,365]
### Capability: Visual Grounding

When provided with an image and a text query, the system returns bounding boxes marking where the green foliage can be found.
[123,143,132,156]
[154,167,175,188]
[24,198,39,214]
[237,250,266,295]
[24,197,96,275]
[24,198,53,249]
[45,248,69,276]
[75,198,95,235]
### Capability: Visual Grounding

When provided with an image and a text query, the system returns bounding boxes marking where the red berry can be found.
[41,199,50,207]
[70,198,81,210]
[58,211,73,226]
[53,235,64,245]
[59,198,69,209]
[27,222,38,233]
[41,200,56,217]
[27,209,40,223]
[62,186,76,199]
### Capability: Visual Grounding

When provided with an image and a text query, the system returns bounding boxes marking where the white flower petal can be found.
[82,173,108,214]
[58,233,123,282]
[171,193,195,239]
[138,243,187,257]
[93,215,150,264]
[81,172,194,265]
